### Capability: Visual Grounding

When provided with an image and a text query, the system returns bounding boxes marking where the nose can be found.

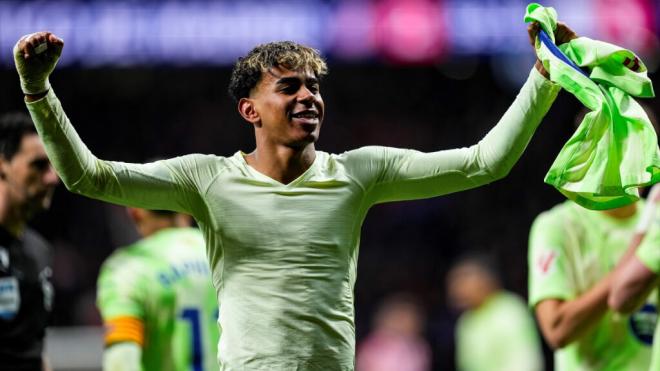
[43,165,60,186]
[297,86,315,104]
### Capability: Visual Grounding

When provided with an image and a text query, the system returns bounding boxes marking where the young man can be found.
[608,183,660,370]
[448,255,543,371]
[528,197,657,370]
[14,23,571,370]
[97,208,219,371]
[0,112,59,371]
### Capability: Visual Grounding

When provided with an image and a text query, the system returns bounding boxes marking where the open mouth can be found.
[291,110,320,120]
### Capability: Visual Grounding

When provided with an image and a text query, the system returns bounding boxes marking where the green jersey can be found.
[28,69,558,370]
[634,207,660,371]
[529,200,656,370]
[524,3,660,211]
[97,227,219,371]
[456,291,543,371]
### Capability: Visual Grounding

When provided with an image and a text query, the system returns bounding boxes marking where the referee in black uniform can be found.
[0,112,59,371]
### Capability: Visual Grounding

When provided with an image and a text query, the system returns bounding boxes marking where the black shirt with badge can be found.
[0,226,53,371]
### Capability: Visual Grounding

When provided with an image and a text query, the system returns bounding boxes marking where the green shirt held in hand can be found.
[525,2,660,210]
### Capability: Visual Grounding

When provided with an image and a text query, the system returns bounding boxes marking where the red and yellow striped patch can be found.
[104,316,145,347]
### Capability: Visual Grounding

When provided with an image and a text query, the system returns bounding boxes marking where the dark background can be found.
[0,59,598,369]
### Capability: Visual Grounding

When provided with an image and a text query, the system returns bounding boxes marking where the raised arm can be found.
[348,24,575,204]
[14,32,206,215]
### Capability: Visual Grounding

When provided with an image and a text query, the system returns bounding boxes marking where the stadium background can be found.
[0,0,658,369]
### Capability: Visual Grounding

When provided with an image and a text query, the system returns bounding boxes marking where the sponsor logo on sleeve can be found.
[40,267,53,312]
[536,250,558,276]
[629,303,657,345]
[0,247,8,271]
[0,276,20,319]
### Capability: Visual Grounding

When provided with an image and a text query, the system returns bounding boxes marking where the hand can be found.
[554,22,579,45]
[527,21,578,47]
[527,22,578,79]
[13,32,64,95]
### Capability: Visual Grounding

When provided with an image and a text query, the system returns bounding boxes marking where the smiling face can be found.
[228,41,328,151]
[240,66,325,148]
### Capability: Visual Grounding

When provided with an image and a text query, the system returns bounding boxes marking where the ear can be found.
[238,98,261,127]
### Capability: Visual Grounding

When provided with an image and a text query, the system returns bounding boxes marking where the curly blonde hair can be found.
[228,41,328,102]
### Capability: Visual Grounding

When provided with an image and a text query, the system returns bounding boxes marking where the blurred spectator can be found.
[448,254,543,371]
[357,294,431,371]
[0,112,59,370]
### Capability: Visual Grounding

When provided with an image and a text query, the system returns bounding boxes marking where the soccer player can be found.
[528,196,657,369]
[448,254,543,371]
[97,208,219,371]
[608,183,660,370]
[14,23,573,370]
[0,112,59,371]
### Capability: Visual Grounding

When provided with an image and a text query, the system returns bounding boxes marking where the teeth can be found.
[293,112,317,119]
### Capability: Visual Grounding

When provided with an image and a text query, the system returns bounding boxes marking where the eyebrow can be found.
[267,70,318,86]
[275,76,319,85]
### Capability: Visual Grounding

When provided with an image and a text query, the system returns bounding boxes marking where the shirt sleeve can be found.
[97,252,147,321]
[25,90,210,216]
[340,68,560,205]
[103,342,143,371]
[528,210,574,307]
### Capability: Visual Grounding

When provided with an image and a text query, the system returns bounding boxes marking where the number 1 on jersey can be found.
[180,308,203,371]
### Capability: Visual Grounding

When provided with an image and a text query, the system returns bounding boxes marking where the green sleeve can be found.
[24,90,210,216]
[341,68,560,204]
[636,224,660,274]
[96,252,148,320]
[528,211,574,307]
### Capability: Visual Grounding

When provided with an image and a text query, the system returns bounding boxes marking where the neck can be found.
[0,184,25,237]
[601,202,637,219]
[139,219,176,238]
[473,288,498,309]
[246,143,316,184]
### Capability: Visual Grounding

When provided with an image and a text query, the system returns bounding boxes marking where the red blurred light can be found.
[595,0,656,54]
[373,0,447,64]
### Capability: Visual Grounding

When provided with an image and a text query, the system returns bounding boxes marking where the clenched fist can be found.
[13,32,64,95]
